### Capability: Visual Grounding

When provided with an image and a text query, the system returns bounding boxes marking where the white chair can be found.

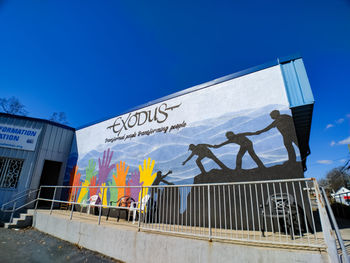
[128,194,150,224]
[87,195,101,215]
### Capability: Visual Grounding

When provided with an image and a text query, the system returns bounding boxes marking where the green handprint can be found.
[86,159,98,183]
[108,180,119,206]
[77,160,98,205]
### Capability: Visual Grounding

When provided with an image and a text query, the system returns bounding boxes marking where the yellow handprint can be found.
[98,183,108,206]
[113,161,129,201]
[138,158,157,201]
[77,180,90,204]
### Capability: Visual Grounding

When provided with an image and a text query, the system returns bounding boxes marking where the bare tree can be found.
[319,167,350,191]
[49,112,68,125]
[0,96,28,116]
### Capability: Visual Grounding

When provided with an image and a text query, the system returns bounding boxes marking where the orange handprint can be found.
[112,161,129,200]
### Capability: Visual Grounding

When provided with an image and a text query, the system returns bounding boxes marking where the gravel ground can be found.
[0,227,122,263]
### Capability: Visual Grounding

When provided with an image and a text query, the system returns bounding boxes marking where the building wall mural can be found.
[65,65,304,213]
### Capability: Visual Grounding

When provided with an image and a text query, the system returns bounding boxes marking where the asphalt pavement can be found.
[0,227,122,263]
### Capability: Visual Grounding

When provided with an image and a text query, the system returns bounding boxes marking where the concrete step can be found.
[26,209,35,215]
[4,212,33,229]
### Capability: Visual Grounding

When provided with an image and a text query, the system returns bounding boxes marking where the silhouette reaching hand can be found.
[255,110,299,162]
[214,131,264,170]
[183,144,229,174]
[152,170,174,186]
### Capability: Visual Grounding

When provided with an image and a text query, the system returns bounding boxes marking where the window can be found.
[0,157,24,188]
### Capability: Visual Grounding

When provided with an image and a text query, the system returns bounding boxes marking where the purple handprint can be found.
[97,148,114,186]
[127,170,143,201]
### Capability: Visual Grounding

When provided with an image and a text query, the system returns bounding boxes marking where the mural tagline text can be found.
[105,121,187,143]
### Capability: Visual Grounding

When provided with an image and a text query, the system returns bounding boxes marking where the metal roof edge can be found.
[280,58,314,108]
[77,54,303,130]
[278,53,303,64]
[0,112,75,131]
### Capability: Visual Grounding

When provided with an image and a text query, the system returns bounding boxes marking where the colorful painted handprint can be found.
[98,149,114,186]
[113,161,129,200]
[138,158,157,200]
[127,170,143,201]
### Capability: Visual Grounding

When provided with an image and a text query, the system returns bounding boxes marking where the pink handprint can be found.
[97,148,114,186]
[127,170,143,201]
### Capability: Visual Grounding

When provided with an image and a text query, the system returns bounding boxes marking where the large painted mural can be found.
[65,65,304,212]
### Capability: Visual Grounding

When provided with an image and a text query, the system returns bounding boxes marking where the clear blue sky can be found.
[0,0,349,180]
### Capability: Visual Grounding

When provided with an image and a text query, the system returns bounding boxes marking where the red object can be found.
[89,176,98,196]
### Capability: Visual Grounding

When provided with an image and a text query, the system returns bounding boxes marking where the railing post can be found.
[98,187,104,225]
[138,187,144,232]
[313,179,340,263]
[10,201,16,224]
[70,187,76,220]
[50,187,57,215]
[207,184,212,241]
[34,187,41,212]
[33,187,42,227]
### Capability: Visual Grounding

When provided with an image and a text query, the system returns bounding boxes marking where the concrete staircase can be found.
[4,209,34,229]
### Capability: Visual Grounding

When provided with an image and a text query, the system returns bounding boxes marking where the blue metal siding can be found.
[0,115,74,207]
[280,59,314,107]
[29,124,74,191]
[0,116,44,206]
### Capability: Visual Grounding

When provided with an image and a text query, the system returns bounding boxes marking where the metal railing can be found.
[139,178,322,247]
[31,178,329,248]
[1,188,39,211]
[321,187,350,263]
[2,178,345,262]
[1,188,40,223]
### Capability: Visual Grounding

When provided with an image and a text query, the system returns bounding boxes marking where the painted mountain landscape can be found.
[76,103,302,185]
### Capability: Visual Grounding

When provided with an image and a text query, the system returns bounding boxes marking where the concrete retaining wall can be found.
[33,211,329,263]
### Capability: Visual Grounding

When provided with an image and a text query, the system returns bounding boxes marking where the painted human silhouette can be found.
[152,170,174,186]
[212,131,265,170]
[150,170,174,216]
[182,144,229,174]
[255,110,299,162]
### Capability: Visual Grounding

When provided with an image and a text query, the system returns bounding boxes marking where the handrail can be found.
[321,187,350,263]
[3,199,37,214]
[39,177,315,189]
[1,189,31,210]
[1,188,39,210]
[12,189,31,199]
